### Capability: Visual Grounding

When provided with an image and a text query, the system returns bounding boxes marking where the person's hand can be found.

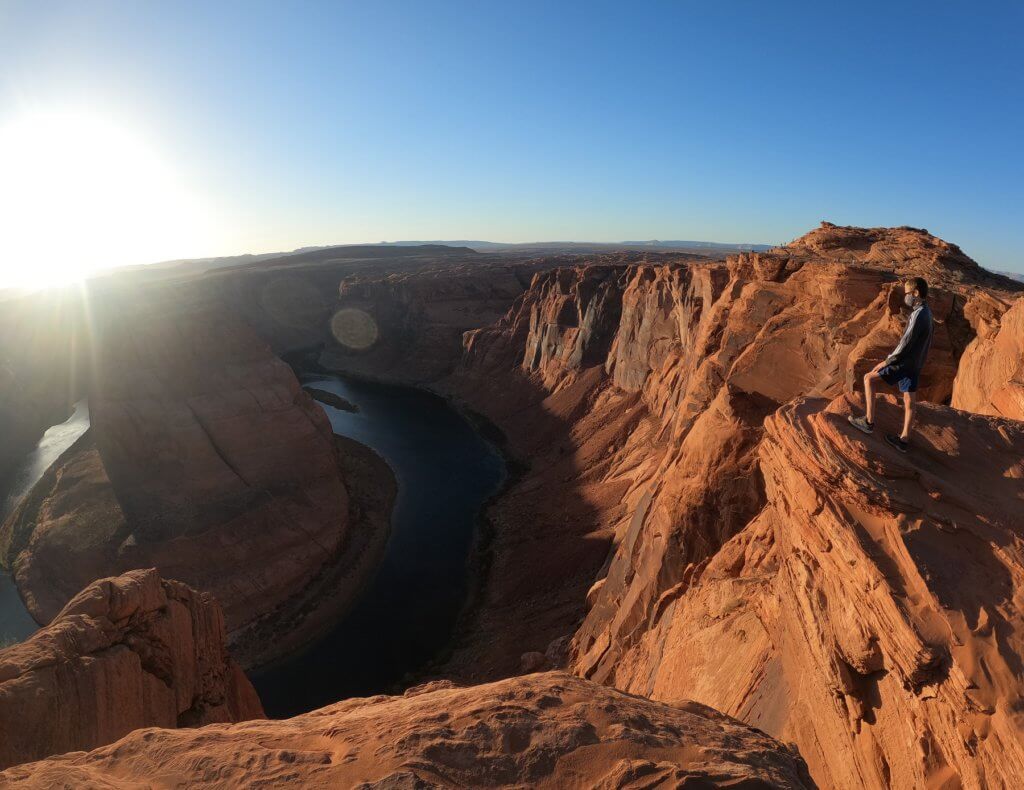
[870,360,887,374]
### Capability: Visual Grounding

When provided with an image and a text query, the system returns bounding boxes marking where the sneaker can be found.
[848,415,874,435]
[885,434,909,453]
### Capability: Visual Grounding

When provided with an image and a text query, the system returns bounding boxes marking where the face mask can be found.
[904,293,918,308]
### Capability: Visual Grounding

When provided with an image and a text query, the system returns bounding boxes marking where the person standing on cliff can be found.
[848,277,934,453]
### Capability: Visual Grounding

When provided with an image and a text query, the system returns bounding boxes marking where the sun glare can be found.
[0,109,217,290]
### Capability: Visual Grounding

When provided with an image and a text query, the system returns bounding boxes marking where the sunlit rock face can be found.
[1,672,814,788]
[6,227,1018,788]
[588,395,1024,790]
[441,224,1024,788]
[952,293,1024,419]
[2,305,349,646]
[0,569,263,771]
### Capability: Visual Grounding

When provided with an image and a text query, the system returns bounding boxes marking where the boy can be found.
[848,277,933,453]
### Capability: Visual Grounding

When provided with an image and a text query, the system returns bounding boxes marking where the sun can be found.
[0,108,217,290]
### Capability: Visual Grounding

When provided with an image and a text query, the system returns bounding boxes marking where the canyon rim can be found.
[2,5,1022,786]
[1,223,1023,788]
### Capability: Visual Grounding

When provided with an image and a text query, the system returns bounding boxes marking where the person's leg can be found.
[863,370,882,424]
[901,391,915,440]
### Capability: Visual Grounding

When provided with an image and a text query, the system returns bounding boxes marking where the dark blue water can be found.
[0,401,90,645]
[253,373,505,717]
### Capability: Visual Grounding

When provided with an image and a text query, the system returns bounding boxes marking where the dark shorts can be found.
[878,364,919,393]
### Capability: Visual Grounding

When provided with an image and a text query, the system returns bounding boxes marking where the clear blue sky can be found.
[2,1,1022,272]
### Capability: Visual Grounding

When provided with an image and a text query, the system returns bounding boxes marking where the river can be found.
[0,375,505,714]
[252,372,506,717]
[0,400,91,645]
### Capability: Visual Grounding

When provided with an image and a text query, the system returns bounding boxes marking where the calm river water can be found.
[253,373,505,717]
[0,401,90,644]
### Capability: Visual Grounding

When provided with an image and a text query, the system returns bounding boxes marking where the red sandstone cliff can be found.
[584,395,1024,788]
[321,261,540,383]
[1,671,813,788]
[1,306,355,668]
[0,569,263,771]
[8,225,1019,787]
[952,294,1024,420]
[429,224,1024,788]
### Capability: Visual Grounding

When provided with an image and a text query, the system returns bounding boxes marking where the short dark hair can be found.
[906,276,928,299]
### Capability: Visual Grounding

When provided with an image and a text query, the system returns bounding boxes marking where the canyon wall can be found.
[321,261,541,383]
[438,224,1024,788]
[952,294,1024,420]
[6,229,1021,786]
[1,304,355,668]
[0,569,262,771]
[2,671,814,788]
[599,394,1024,789]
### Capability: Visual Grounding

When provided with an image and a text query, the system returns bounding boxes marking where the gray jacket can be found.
[885,301,933,373]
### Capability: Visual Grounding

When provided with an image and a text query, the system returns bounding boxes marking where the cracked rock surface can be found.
[1,671,812,788]
[0,568,263,770]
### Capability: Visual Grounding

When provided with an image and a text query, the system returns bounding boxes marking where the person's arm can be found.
[884,309,922,366]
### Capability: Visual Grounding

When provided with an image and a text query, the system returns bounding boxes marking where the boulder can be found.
[0,569,263,770]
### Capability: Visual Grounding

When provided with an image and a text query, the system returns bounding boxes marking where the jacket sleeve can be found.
[885,309,924,366]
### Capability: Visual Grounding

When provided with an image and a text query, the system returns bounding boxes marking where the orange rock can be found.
[1,672,813,788]
[584,395,1024,789]
[3,308,350,653]
[0,569,263,771]
[443,224,1024,787]
[953,294,1024,419]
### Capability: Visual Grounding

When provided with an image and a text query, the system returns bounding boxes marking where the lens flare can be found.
[330,308,378,350]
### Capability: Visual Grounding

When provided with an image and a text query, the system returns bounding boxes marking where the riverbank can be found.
[230,433,396,670]
[252,371,505,716]
[0,401,92,644]
[304,353,526,688]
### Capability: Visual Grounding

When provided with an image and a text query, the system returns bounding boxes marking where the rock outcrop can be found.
[587,394,1024,789]
[7,225,1021,787]
[952,294,1024,420]
[441,226,1004,677]
[434,224,1024,787]
[2,306,353,666]
[0,569,263,771]
[1,672,814,788]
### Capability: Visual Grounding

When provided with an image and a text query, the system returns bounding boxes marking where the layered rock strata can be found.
[952,294,1024,419]
[1,672,813,788]
[0,569,263,771]
[1,307,357,668]
[436,224,1024,787]
[586,394,1024,789]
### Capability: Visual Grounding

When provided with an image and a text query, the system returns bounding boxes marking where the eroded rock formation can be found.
[432,224,1024,787]
[0,569,263,771]
[952,294,1024,419]
[5,225,1022,788]
[1,672,813,788]
[588,395,1024,789]
[1,306,359,668]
